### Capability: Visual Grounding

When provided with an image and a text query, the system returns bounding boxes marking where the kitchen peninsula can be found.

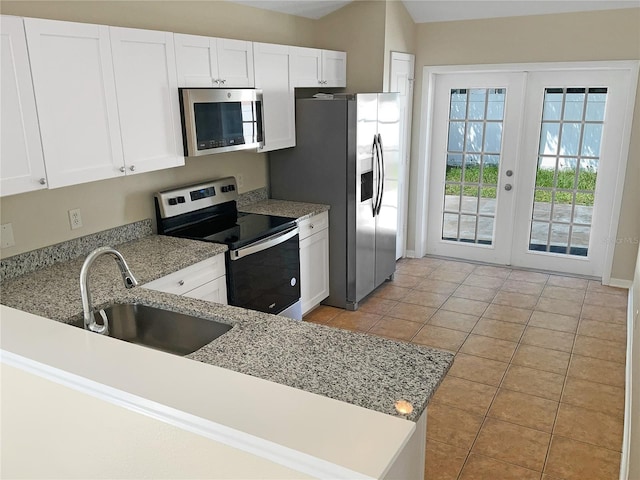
[1,212,453,478]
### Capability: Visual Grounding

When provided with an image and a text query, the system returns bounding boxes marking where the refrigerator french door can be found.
[269,94,400,310]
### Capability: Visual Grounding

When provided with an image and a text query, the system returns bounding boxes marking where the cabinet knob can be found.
[310,224,314,229]
[220,79,226,85]
[119,166,126,173]
[39,178,46,185]
[129,165,136,172]
[213,79,220,85]
[178,280,185,286]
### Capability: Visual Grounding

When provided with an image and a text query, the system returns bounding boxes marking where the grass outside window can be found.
[444,165,596,206]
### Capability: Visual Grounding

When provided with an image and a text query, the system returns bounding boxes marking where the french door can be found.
[425,64,637,277]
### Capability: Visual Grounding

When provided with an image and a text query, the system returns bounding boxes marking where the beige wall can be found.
[0,0,314,258]
[314,0,386,92]
[408,8,640,280]
[382,0,416,91]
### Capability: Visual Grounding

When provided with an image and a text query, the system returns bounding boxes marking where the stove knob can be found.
[168,198,178,206]
[221,186,228,193]
[177,196,186,204]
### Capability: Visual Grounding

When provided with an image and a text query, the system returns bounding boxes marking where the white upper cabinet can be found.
[0,16,47,197]
[110,27,184,175]
[24,18,124,189]
[175,33,254,88]
[292,47,346,88]
[321,50,347,87]
[253,42,295,152]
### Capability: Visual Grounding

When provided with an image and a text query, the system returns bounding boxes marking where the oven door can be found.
[226,227,301,317]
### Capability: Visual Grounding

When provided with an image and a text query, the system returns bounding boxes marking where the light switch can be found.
[1,223,16,248]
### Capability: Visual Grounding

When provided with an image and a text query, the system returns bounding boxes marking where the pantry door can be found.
[424,64,637,278]
[511,69,635,276]
[425,72,526,264]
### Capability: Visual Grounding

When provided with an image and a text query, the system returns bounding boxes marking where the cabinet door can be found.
[254,42,295,151]
[215,38,254,87]
[174,33,217,87]
[0,16,47,196]
[291,46,322,87]
[184,276,228,304]
[24,18,124,188]
[110,27,184,175]
[300,228,330,315]
[322,50,347,87]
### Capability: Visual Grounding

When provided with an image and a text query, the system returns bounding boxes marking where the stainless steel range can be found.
[154,177,302,320]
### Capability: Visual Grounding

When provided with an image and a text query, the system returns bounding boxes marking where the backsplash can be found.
[236,187,268,207]
[0,220,153,282]
[0,188,268,282]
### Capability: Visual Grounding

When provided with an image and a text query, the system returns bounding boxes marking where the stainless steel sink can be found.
[71,303,232,356]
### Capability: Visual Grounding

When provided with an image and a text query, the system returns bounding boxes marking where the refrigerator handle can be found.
[371,135,379,217]
[375,133,385,216]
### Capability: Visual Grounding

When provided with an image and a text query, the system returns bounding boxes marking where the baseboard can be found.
[620,290,635,480]
[609,277,633,289]
[404,250,417,258]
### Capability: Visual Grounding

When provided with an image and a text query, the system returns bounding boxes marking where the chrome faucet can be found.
[80,246,138,334]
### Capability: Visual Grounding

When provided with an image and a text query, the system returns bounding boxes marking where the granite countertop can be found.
[0,203,452,422]
[239,198,330,222]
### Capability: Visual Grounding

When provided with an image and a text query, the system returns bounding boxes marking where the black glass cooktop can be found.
[171,212,296,250]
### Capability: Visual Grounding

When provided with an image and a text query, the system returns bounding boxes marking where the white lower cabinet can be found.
[142,254,227,305]
[299,211,329,315]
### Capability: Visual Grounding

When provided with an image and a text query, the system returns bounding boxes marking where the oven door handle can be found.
[230,226,299,261]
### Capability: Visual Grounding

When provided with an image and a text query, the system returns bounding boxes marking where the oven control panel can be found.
[155,177,239,218]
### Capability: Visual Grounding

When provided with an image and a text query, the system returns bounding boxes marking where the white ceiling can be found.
[229,0,639,23]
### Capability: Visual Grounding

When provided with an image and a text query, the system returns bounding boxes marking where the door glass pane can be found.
[528,87,606,257]
[443,88,504,245]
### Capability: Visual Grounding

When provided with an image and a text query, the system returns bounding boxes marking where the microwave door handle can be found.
[230,227,298,261]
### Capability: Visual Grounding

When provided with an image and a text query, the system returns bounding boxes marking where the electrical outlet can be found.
[236,174,245,190]
[1,223,15,248]
[68,208,83,230]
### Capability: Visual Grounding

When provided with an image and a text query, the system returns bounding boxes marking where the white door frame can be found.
[415,60,639,283]
[389,51,415,259]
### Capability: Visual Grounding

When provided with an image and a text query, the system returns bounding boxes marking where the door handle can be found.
[376,134,385,216]
[230,226,298,260]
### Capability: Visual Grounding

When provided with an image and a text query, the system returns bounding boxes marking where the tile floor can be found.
[304,256,628,480]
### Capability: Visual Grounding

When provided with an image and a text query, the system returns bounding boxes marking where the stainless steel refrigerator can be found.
[269,93,400,310]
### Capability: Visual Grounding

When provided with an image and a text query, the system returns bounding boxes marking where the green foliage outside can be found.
[445,165,596,206]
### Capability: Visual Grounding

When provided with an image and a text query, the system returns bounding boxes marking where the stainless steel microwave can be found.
[179,88,264,156]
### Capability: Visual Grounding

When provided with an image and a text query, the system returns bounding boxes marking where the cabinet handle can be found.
[119,166,126,173]
[178,280,185,286]
[39,178,46,185]
[129,165,136,172]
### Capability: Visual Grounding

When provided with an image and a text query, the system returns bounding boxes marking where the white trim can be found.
[404,249,417,258]
[608,278,633,289]
[620,289,635,480]
[600,63,640,284]
[415,60,639,278]
[0,350,373,480]
[390,51,416,260]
